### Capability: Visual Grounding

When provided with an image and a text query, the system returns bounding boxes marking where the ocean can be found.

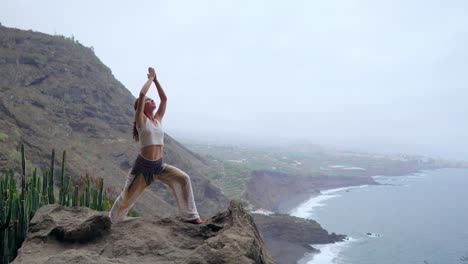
[290,168,468,264]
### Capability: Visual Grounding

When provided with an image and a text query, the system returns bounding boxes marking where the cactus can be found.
[91,189,98,210]
[21,144,26,182]
[97,178,104,211]
[66,192,71,207]
[49,149,55,204]
[67,176,72,206]
[7,192,18,263]
[31,168,38,213]
[72,186,78,207]
[59,151,66,205]
[20,145,26,210]
[61,151,66,188]
[86,174,90,207]
[36,177,41,209]
[41,170,48,205]
[1,146,112,262]
[79,192,85,207]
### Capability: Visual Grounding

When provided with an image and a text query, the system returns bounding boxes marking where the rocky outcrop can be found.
[13,201,274,264]
[253,214,345,264]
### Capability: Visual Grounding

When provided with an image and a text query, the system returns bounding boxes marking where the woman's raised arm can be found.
[149,67,167,122]
[135,68,156,127]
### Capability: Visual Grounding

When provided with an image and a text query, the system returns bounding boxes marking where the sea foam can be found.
[289,185,369,219]
[298,237,358,264]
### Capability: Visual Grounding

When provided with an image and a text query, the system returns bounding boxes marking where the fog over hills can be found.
[3,0,466,159]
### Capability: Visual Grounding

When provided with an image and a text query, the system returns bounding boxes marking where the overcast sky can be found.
[1,0,467,159]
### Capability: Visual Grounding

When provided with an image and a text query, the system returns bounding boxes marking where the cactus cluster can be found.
[0,145,107,263]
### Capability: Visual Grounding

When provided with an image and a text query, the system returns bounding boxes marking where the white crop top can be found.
[136,118,164,147]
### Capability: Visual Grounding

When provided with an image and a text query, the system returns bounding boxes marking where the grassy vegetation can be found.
[219,161,251,200]
[0,133,8,142]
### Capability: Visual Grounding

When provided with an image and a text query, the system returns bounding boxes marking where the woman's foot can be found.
[187,217,204,225]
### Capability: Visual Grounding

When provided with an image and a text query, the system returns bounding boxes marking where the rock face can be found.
[253,214,345,264]
[0,25,229,217]
[13,201,275,264]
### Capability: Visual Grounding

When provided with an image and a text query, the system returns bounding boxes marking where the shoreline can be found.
[247,166,459,264]
[276,181,378,215]
[277,191,320,214]
[278,167,435,214]
[297,237,357,264]
[285,168,459,264]
[280,168,439,264]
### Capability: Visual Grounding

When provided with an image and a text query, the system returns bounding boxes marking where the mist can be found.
[1,0,467,159]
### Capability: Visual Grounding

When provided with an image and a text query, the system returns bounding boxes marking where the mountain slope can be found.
[0,25,228,217]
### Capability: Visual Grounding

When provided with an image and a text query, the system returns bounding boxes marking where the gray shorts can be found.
[129,154,164,189]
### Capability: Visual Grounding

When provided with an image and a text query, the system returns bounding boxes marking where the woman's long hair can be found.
[133,98,139,142]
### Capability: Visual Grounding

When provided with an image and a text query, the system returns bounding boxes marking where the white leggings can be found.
[109,163,200,223]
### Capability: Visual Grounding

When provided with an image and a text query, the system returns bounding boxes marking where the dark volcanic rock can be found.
[253,214,346,264]
[13,201,275,264]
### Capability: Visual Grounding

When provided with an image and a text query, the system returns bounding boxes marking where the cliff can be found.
[253,214,345,264]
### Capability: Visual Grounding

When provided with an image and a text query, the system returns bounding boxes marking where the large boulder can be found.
[13,201,275,264]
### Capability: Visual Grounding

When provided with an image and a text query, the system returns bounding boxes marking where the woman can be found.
[109,67,203,224]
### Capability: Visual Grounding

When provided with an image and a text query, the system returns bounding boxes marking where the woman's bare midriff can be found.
[140,145,164,160]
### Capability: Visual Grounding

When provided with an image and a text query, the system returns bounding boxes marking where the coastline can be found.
[297,238,357,264]
[276,179,383,215]
[245,172,389,264]
[279,168,442,264]
[277,191,320,214]
[246,170,378,213]
[252,213,346,264]
[247,166,465,264]
[279,167,432,214]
